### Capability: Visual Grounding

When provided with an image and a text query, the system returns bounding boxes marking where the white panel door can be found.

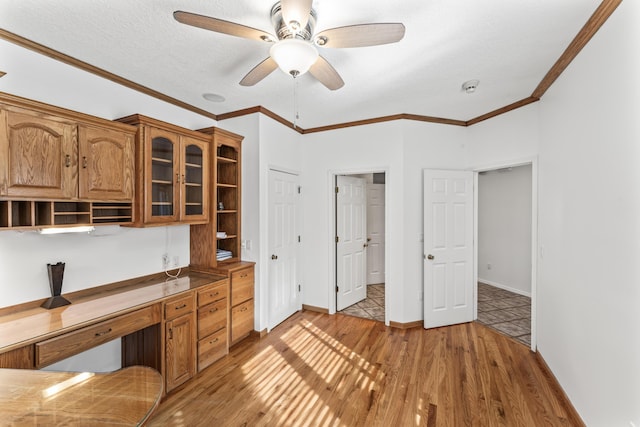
[366,183,385,285]
[336,175,367,311]
[268,170,301,330]
[423,170,474,329]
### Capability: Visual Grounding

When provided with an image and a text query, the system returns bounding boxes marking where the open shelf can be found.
[0,200,134,230]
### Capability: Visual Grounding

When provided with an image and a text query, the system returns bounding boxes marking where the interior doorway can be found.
[335,172,386,323]
[475,163,536,349]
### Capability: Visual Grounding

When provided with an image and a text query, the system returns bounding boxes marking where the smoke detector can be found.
[462,80,480,94]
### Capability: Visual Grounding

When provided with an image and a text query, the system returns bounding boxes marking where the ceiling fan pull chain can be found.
[293,77,299,129]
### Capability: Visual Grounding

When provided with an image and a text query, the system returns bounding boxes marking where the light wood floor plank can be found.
[148,311,583,426]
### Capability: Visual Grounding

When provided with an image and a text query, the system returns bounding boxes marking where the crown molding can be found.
[0,0,621,134]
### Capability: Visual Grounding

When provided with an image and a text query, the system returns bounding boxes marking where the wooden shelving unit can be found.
[0,200,133,230]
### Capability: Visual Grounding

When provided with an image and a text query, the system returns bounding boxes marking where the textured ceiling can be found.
[0,0,601,129]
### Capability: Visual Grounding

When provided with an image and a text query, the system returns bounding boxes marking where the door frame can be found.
[473,157,538,351]
[327,168,389,325]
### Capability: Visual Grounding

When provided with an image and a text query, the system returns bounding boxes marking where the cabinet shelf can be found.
[152,202,173,206]
[217,156,237,164]
[216,210,237,214]
[151,157,172,164]
[216,234,237,240]
[216,183,237,188]
[152,179,173,185]
[185,182,202,187]
[184,162,202,168]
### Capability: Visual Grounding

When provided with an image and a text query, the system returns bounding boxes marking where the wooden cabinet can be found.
[0,101,135,202]
[196,280,228,371]
[117,114,209,226]
[191,127,244,269]
[206,262,255,346]
[164,293,196,393]
[78,124,134,200]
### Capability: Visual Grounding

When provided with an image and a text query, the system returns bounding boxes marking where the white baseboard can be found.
[477,278,531,298]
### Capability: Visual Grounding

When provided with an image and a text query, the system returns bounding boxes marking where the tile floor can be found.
[339,283,385,322]
[476,282,531,346]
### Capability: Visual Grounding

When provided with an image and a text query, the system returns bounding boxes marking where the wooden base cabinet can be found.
[196,280,229,372]
[208,262,255,347]
[163,293,196,393]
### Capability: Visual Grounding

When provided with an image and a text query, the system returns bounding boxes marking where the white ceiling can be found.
[0,0,601,129]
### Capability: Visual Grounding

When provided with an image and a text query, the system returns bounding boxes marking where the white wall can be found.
[300,121,403,320]
[536,1,640,425]
[478,165,532,295]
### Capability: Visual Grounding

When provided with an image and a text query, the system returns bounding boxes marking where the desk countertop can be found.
[0,365,163,425]
[0,270,226,353]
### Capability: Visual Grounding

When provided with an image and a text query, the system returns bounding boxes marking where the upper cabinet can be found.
[0,95,135,201]
[117,114,209,226]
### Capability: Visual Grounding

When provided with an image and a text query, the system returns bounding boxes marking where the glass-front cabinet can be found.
[179,136,208,222]
[116,114,209,226]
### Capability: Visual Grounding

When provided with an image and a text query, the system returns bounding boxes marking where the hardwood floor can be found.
[148,311,582,426]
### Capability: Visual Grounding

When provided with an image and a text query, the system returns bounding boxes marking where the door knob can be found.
[427,254,434,260]
[271,254,278,260]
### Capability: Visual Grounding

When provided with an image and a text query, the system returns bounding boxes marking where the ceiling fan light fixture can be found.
[270,38,318,77]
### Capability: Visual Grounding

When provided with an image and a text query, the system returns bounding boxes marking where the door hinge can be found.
[298,185,301,194]
[298,284,301,292]
[336,286,339,293]
[335,186,339,193]
[335,236,339,243]
[298,235,301,243]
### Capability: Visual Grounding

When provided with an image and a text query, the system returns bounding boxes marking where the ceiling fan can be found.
[173,0,405,90]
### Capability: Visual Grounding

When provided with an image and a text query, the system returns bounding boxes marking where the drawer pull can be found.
[241,307,248,312]
[209,338,219,345]
[209,307,218,313]
[240,273,248,277]
[169,328,173,339]
[175,303,187,310]
[94,328,112,337]
[209,292,219,297]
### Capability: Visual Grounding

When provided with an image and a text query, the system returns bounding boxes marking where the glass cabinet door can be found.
[147,128,179,223]
[180,136,209,222]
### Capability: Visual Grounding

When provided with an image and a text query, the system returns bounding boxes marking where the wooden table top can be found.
[0,366,163,426]
[0,270,226,353]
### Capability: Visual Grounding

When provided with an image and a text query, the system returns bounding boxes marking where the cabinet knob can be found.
[176,173,180,184]
[427,254,434,260]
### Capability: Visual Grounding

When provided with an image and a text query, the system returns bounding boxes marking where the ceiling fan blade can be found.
[281,0,313,31]
[309,56,344,91]
[174,11,274,42]
[315,23,405,48]
[240,57,278,86]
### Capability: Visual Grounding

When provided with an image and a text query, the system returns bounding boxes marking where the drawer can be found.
[197,281,228,307]
[164,293,194,320]
[36,305,160,368]
[197,327,228,372]
[231,267,254,306]
[231,299,254,344]
[198,299,227,339]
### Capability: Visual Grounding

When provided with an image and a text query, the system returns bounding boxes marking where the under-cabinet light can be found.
[38,226,95,235]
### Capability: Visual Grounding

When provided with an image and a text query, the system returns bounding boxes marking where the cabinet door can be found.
[145,127,180,223]
[78,125,134,200]
[231,298,254,344]
[180,136,209,223]
[0,109,76,198]
[165,314,195,393]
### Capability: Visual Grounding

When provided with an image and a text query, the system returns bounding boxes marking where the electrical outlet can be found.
[173,256,180,267]
[162,253,169,270]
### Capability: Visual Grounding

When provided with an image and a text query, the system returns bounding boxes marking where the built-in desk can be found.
[0,270,228,394]
[0,366,163,425]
